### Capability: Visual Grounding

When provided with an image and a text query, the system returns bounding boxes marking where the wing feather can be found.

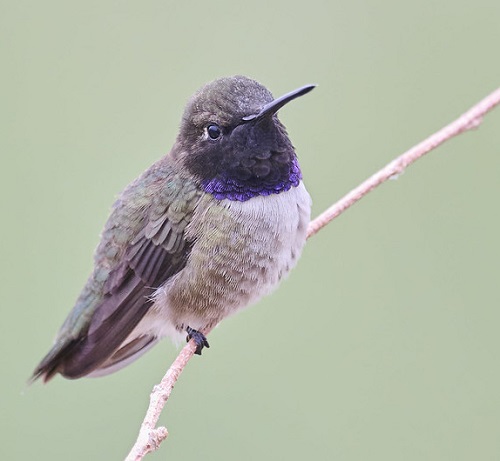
[32,175,201,382]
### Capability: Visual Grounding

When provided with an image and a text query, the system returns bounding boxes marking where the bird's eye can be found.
[206,124,222,140]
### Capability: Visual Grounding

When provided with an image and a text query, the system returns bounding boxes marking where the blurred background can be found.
[2,0,500,459]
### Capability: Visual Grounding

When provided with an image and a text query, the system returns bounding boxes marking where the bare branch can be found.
[125,87,500,460]
[125,326,215,461]
[307,88,500,238]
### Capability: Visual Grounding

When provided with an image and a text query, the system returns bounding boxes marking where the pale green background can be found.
[2,1,500,460]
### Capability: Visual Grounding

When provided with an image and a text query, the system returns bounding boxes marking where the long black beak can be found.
[242,84,316,122]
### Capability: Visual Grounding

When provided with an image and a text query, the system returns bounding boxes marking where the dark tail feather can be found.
[59,289,151,378]
[87,334,158,377]
[31,273,154,382]
[30,338,81,383]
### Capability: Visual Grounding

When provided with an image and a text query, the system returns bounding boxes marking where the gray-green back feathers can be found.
[32,158,201,381]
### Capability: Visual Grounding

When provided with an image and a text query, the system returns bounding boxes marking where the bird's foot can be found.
[186,327,210,355]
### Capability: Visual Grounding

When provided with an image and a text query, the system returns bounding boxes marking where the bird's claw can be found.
[186,327,210,355]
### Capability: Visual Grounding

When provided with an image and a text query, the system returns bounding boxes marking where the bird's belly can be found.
[147,182,311,340]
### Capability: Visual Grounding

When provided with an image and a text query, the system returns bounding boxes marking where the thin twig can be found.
[125,326,215,461]
[125,87,500,460]
[307,88,500,238]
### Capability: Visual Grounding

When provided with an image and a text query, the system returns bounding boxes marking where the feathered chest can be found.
[161,182,311,320]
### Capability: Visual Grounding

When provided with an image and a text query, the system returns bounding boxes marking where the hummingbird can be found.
[32,75,314,382]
